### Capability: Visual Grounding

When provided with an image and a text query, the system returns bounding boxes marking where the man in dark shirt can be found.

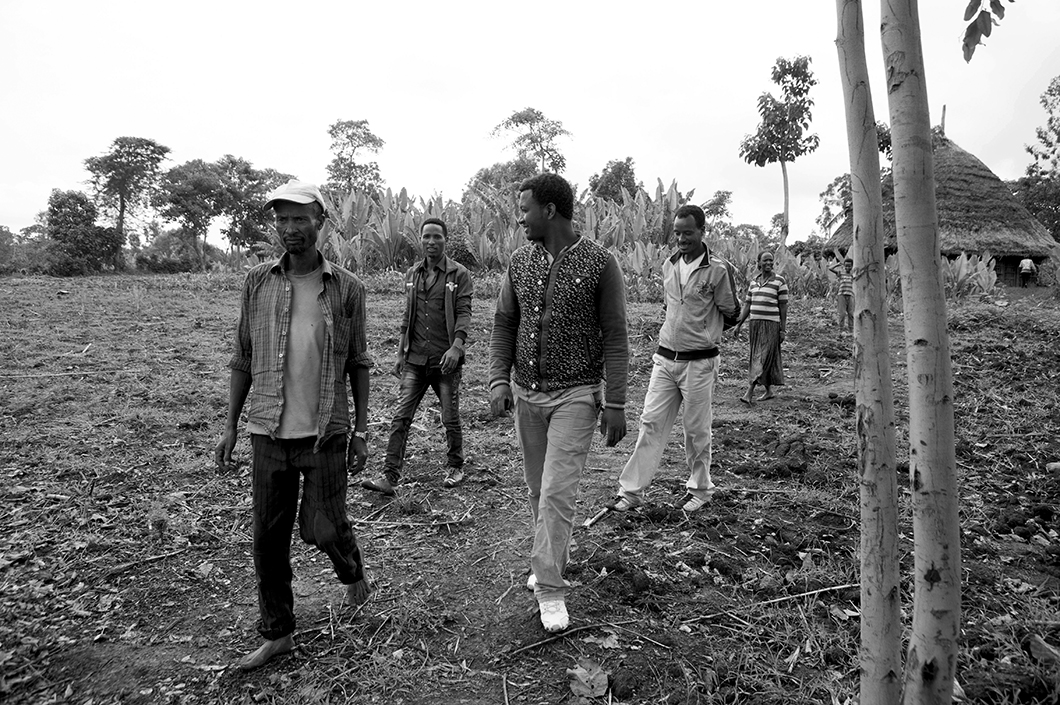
[214,180,372,670]
[362,217,473,495]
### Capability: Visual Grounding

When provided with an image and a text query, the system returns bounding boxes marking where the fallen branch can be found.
[353,507,472,529]
[103,548,189,579]
[0,369,125,379]
[681,583,859,624]
[504,619,637,659]
[582,507,610,528]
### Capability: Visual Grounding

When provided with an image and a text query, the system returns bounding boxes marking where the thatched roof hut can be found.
[827,135,1056,284]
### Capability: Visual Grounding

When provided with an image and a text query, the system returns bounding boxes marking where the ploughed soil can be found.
[0,273,1058,704]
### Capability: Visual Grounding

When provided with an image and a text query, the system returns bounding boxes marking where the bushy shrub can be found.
[135,253,197,273]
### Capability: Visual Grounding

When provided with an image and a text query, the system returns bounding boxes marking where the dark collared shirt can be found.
[229,254,372,451]
[407,259,451,366]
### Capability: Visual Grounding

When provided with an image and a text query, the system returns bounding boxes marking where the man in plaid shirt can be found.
[215,180,372,670]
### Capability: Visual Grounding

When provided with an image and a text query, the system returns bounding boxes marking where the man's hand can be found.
[215,428,238,471]
[599,407,627,447]
[779,327,786,342]
[347,435,368,476]
[490,383,513,417]
[732,322,743,336]
[392,359,404,378]
[440,346,462,375]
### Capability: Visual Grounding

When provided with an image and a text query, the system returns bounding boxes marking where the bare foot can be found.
[757,392,775,401]
[238,635,295,671]
[739,395,754,405]
[345,577,372,607]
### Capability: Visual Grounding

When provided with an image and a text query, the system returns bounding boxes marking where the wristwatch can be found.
[352,430,368,439]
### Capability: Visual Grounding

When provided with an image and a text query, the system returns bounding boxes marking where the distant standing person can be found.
[214,180,372,671]
[489,173,629,633]
[829,257,854,332]
[1018,257,1037,287]
[734,251,788,404]
[362,217,473,495]
[610,204,740,514]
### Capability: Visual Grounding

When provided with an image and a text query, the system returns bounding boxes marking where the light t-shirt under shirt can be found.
[275,265,325,438]
[676,251,705,288]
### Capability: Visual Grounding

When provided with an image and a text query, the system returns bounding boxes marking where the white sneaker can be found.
[680,494,710,512]
[526,572,537,591]
[539,599,569,632]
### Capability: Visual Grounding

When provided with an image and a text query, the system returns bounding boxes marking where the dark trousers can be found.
[251,434,364,640]
[383,363,463,481]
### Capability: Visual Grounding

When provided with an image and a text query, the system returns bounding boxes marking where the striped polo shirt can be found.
[746,275,789,323]
[837,271,854,296]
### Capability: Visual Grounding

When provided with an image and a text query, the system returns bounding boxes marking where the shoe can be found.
[442,468,465,488]
[539,599,569,632]
[610,495,641,512]
[526,572,537,591]
[679,494,710,512]
[361,475,396,496]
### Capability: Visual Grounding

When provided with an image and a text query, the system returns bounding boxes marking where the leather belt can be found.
[656,346,719,361]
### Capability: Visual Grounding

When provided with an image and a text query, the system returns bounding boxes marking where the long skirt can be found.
[747,319,784,387]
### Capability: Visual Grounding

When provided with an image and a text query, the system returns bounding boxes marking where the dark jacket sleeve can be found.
[596,254,629,408]
[488,269,519,389]
[453,265,473,344]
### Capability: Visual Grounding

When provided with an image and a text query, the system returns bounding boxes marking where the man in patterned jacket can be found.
[609,204,740,514]
[489,173,629,633]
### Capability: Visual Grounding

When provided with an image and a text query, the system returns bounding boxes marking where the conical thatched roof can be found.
[828,135,1055,258]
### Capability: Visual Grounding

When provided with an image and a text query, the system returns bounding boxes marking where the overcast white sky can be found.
[2,1,1059,244]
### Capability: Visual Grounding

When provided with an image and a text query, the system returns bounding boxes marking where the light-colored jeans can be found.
[514,392,599,602]
[618,354,717,502]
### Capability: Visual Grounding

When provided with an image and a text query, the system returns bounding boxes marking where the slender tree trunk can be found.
[117,196,127,244]
[835,2,901,703]
[780,159,790,240]
[881,2,961,702]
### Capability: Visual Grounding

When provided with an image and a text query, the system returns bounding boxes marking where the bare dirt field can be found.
[1,273,1058,704]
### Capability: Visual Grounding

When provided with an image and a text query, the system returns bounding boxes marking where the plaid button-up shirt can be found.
[229,255,372,451]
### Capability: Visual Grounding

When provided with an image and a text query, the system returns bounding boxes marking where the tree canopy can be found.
[588,157,642,202]
[84,136,170,240]
[325,119,385,195]
[155,160,227,268]
[45,189,123,274]
[1027,74,1060,174]
[492,108,570,173]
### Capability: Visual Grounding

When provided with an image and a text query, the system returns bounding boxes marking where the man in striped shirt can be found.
[829,258,854,332]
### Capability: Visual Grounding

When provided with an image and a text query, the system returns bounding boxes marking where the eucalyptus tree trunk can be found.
[835,2,901,703]
[881,1,961,702]
[780,159,790,240]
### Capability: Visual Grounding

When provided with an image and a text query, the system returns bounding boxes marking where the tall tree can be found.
[155,160,227,269]
[214,155,293,250]
[835,2,901,703]
[325,119,385,196]
[882,2,961,702]
[84,137,170,242]
[492,107,570,172]
[464,157,538,197]
[1026,74,1060,174]
[45,189,123,274]
[1012,167,1060,244]
[702,190,733,230]
[588,157,642,202]
[739,56,821,241]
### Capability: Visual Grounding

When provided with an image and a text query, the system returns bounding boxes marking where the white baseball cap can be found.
[263,180,327,215]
